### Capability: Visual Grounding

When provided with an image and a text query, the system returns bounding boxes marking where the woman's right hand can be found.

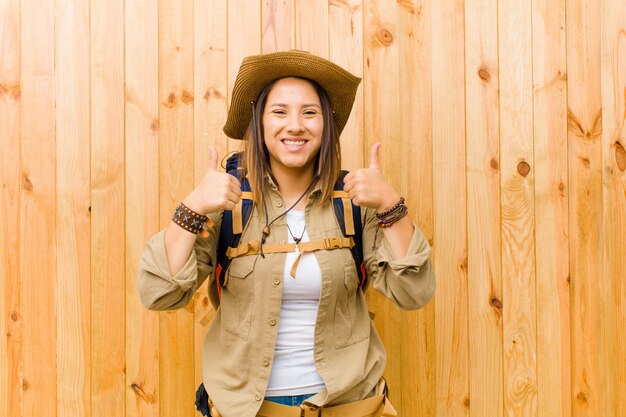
[183,146,242,215]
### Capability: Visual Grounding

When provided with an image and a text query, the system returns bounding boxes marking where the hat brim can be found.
[223,50,361,140]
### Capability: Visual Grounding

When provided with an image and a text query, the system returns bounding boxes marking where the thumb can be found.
[369,142,381,171]
[207,145,219,172]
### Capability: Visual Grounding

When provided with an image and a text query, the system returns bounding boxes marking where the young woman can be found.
[136,50,435,417]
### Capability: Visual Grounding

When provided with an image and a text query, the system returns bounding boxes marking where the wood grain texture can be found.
[432,1,469,416]
[499,1,538,416]
[396,1,435,416]
[566,0,605,416]
[363,1,411,415]
[263,0,295,53]
[329,0,364,171]
[532,1,571,417]
[464,0,503,415]
[56,0,91,415]
[193,0,227,393]
[295,0,328,57]
[158,0,196,415]
[91,0,126,416]
[600,1,626,415]
[0,1,21,416]
[4,5,625,417]
[20,0,57,415]
[227,0,261,152]
[125,0,159,415]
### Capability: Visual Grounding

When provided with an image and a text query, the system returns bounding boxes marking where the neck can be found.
[271,165,316,210]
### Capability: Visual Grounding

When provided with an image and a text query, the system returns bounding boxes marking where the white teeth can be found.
[283,140,306,146]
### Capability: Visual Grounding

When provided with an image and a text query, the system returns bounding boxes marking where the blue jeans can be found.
[264,393,316,406]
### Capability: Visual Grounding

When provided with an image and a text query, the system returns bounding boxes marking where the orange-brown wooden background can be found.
[1,0,625,416]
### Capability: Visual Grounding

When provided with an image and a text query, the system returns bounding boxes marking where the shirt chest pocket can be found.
[220,255,257,341]
[333,261,371,348]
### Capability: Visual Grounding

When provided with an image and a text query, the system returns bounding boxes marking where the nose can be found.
[286,112,304,134]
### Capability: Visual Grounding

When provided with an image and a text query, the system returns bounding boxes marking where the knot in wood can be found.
[517,161,531,177]
[377,28,394,46]
[478,67,491,82]
[615,142,626,171]
[22,175,33,192]
[181,90,194,104]
[150,119,159,133]
[490,158,499,170]
[166,92,177,107]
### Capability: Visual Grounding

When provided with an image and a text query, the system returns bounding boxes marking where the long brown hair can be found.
[242,77,342,206]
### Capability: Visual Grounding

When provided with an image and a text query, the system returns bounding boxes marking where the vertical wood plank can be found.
[158,0,196,415]
[295,0,328,57]
[532,1,571,417]
[227,0,261,151]
[91,0,126,414]
[396,1,435,415]
[193,0,227,391]
[432,0,468,416]
[262,0,295,53]
[499,1,538,416]
[363,0,405,414]
[601,0,626,415]
[464,0,503,416]
[329,0,364,171]
[125,0,160,415]
[56,0,91,415]
[566,0,604,416]
[20,0,57,415]
[0,1,21,416]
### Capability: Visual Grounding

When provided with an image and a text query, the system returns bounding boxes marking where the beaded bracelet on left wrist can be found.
[172,202,208,235]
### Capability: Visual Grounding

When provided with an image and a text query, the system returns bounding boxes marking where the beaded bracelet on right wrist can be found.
[376,197,408,228]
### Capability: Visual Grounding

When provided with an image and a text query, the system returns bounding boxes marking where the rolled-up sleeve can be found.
[136,213,220,311]
[363,208,435,310]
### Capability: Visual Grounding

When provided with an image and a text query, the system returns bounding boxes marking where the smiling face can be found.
[262,77,324,180]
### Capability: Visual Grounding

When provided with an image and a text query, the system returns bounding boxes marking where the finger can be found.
[227,189,242,203]
[207,145,219,172]
[368,143,381,171]
[228,174,242,189]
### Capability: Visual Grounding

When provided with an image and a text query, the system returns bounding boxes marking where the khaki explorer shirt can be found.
[136,179,435,417]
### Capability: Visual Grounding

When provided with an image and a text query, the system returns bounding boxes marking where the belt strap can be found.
[256,395,386,417]
[226,237,355,259]
[256,379,397,417]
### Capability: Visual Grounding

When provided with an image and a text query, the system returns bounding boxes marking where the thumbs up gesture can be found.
[183,146,243,215]
[343,143,401,212]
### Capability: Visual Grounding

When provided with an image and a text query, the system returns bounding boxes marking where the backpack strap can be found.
[215,170,253,294]
[332,171,367,289]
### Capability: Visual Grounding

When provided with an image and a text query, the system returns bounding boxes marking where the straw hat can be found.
[223,50,361,140]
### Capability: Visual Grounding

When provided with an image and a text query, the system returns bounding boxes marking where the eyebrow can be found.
[267,103,322,109]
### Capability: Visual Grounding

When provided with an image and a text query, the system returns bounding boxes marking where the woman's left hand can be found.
[343,143,401,212]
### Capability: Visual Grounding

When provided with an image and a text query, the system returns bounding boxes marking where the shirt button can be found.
[279,239,285,244]
[269,319,277,326]
[276,201,283,207]
[255,394,262,401]
[263,359,270,366]
[273,279,280,286]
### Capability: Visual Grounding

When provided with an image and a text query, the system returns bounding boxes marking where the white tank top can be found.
[265,210,326,396]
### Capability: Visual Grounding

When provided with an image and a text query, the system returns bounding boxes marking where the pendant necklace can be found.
[286,223,307,255]
[286,223,307,279]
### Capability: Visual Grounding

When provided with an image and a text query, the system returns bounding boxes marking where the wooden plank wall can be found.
[0,1,625,417]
